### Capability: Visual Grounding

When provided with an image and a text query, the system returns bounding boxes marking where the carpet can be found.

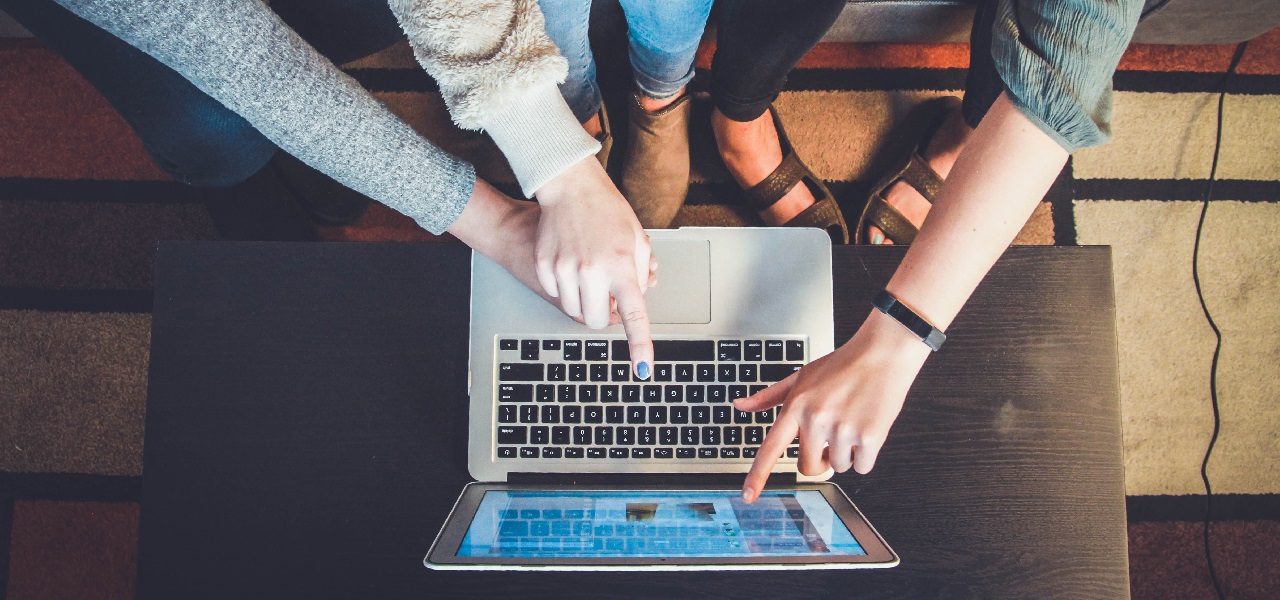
[1,11,1278,600]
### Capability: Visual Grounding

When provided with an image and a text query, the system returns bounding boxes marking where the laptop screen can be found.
[456,490,866,558]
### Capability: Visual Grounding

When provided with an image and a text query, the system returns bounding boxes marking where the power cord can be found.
[1193,40,1249,600]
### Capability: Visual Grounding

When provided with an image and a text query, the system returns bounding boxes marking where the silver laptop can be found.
[427,228,898,570]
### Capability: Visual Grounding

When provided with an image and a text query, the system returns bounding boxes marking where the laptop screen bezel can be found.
[425,481,898,569]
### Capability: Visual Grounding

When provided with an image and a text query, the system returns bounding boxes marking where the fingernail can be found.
[871,231,884,245]
[636,361,651,380]
[742,487,754,502]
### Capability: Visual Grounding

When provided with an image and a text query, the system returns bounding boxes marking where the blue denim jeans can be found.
[538,0,714,123]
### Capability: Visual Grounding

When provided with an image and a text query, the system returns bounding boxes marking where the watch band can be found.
[871,290,946,352]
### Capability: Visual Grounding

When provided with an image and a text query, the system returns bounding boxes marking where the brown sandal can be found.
[740,106,850,244]
[855,96,959,245]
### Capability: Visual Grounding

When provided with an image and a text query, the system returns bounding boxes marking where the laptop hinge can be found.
[507,472,799,487]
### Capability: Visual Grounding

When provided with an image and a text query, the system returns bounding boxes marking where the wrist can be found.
[849,308,933,364]
[533,157,595,207]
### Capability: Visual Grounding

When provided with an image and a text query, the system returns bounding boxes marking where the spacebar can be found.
[652,340,715,361]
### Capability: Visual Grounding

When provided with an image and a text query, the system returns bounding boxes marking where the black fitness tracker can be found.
[872,289,946,352]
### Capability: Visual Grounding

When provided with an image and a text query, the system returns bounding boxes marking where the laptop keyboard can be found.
[494,337,804,461]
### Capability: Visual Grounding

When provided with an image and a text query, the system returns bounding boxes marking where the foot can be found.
[711,107,816,225]
[867,107,972,244]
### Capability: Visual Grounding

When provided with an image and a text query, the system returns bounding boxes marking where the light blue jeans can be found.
[538,0,714,123]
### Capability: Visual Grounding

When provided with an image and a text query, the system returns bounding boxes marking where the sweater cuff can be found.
[479,83,601,198]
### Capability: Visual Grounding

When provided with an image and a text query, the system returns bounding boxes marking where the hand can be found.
[533,157,656,378]
[734,309,932,502]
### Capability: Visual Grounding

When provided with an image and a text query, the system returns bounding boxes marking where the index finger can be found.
[611,280,654,380]
[741,413,799,503]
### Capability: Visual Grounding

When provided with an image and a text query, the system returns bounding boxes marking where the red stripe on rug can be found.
[0,46,168,181]
[6,500,138,600]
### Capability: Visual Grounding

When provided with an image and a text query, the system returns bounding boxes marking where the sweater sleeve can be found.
[389,0,600,198]
[53,0,476,235]
[989,0,1143,151]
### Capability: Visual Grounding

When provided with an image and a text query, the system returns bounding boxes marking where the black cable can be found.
[1193,40,1248,600]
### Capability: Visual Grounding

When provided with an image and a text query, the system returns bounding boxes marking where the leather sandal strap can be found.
[783,196,850,244]
[742,151,807,212]
[866,196,917,244]
[900,152,945,203]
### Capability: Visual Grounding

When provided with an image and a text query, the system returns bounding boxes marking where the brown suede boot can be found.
[619,93,691,228]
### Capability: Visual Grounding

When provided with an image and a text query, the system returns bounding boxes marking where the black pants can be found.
[710,0,1004,128]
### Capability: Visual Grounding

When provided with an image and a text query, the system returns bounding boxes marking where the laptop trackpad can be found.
[646,239,711,324]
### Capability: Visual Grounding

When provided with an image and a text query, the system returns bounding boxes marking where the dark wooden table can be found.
[142,242,1128,599]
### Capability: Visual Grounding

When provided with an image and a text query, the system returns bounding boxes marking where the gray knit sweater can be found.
[54,0,599,234]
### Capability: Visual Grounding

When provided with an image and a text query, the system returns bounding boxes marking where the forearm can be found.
[884,93,1068,331]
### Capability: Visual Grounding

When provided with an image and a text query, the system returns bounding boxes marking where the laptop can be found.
[426,227,898,570]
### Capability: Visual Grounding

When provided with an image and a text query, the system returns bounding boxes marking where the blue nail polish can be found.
[636,361,651,380]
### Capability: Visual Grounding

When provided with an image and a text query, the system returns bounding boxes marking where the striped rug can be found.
[1,20,1278,599]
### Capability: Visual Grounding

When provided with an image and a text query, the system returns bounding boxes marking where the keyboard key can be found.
[627,406,646,424]
[611,340,630,362]
[676,364,695,382]
[746,426,764,445]
[531,426,549,444]
[765,340,784,361]
[579,385,599,403]
[786,340,805,361]
[569,364,587,381]
[585,340,609,361]
[601,385,620,403]
[677,447,696,459]
[701,426,720,445]
[720,448,741,459]
[590,364,609,381]
[713,406,732,424]
[670,406,689,424]
[717,364,736,382]
[681,427,699,445]
[744,340,763,361]
[648,406,667,424]
[643,385,662,403]
[541,405,560,423]
[707,385,727,403]
[729,385,749,400]
[756,409,774,423]
[542,447,562,458]
[537,384,555,402]
[664,385,683,403]
[660,427,678,445]
[617,426,635,445]
[520,447,538,458]
[738,364,758,382]
[639,427,656,445]
[587,447,606,458]
[584,406,603,424]
[761,364,801,382]
[557,385,576,403]
[606,406,624,424]
[698,448,717,459]
[542,339,561,350]
[547,364,566,381]
[787,447,800,458]
[743,448,757,459]
[520,405,538,423]
[725,426,742,445]
[552,426,570,445]
[655,447,673,458]
[609,448,628,458]
[563,406,581,423]
[498,405,516,423]
[751,385,767,395]
[654,364,674,381]
[611,364,631,381]
[652,340,714,361]
[499,363,543,381]
[520,340,539,361]
[631,448,651,459]
[500,339,518,351]
[622,385,641,402]
[734,409,753,424]
[696,364,716,382]
[498,446,517,458]
[692,406,710,424]
[566,447,584,458]
[595,426,613,445]
[686,386,705,403]
[573,426,591,445]
[717,340,742,361]
[563,340,582,361]
[499,384,532,403]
